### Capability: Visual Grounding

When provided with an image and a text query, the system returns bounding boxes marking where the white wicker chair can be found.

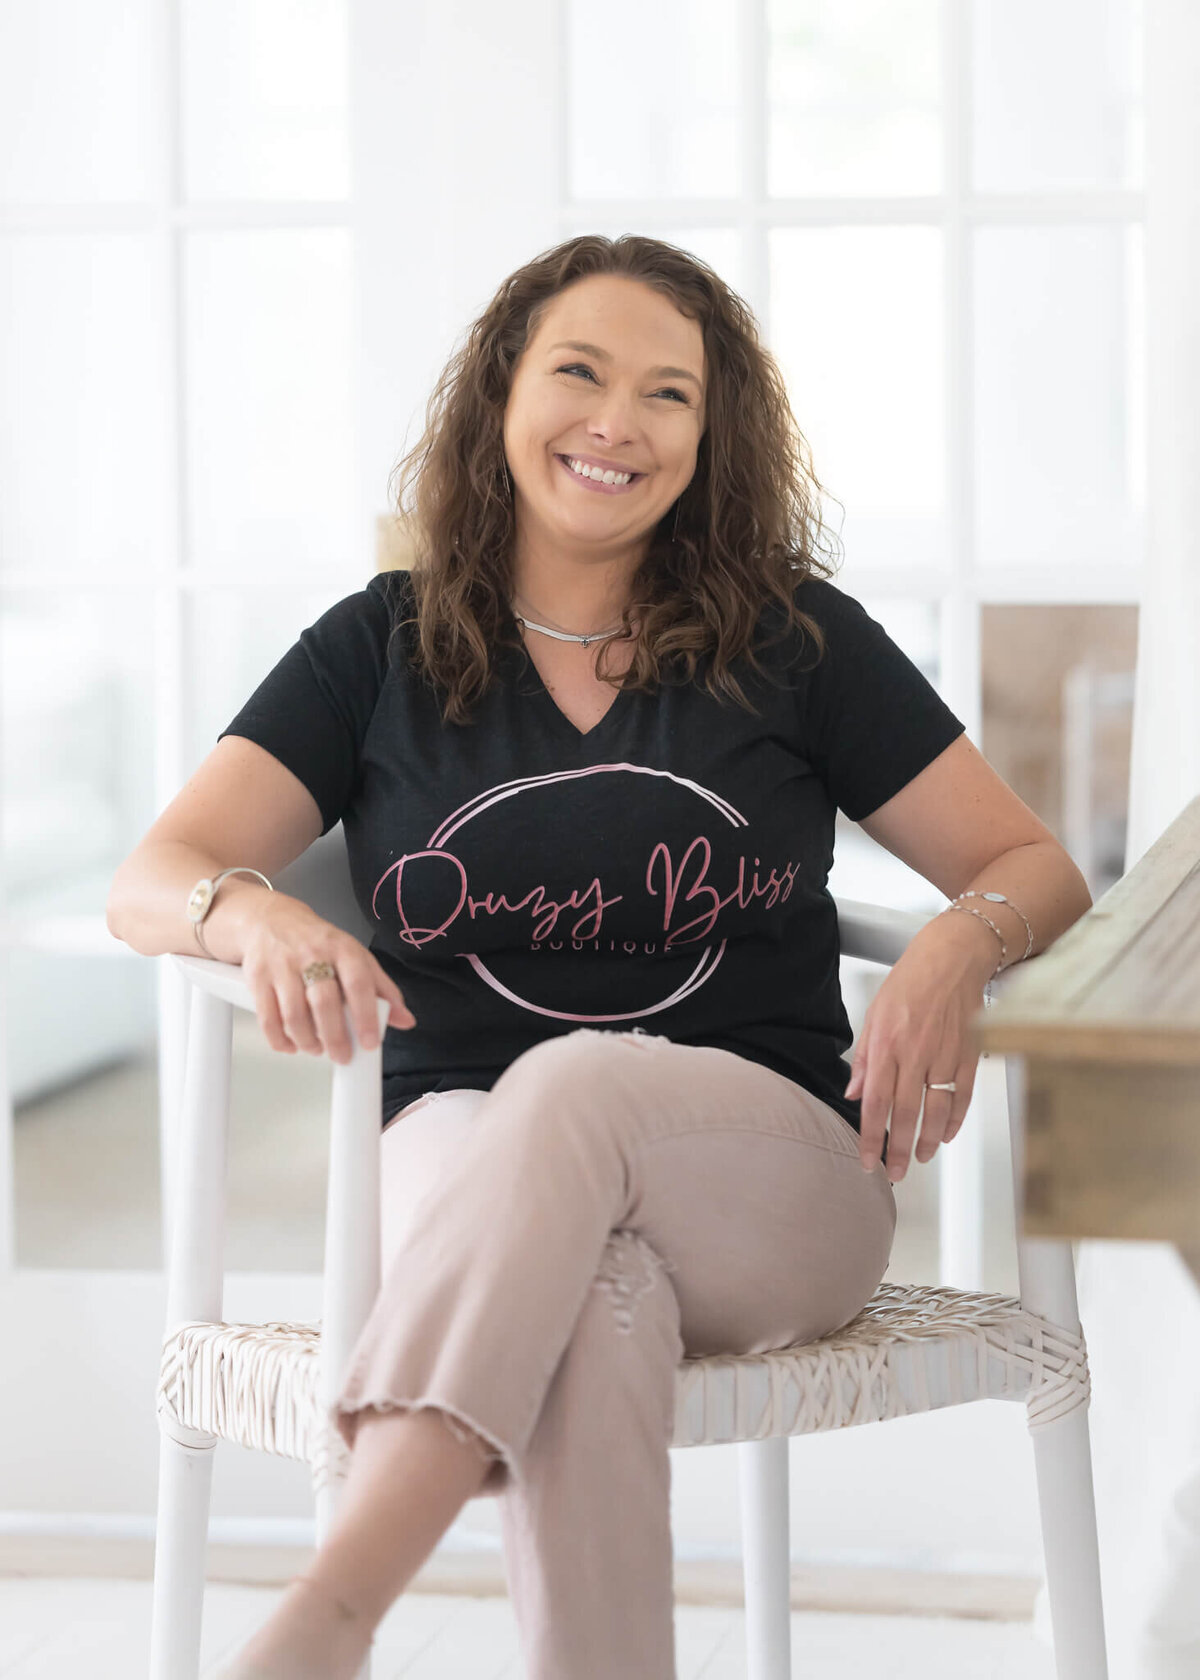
[149,826,1108,1680]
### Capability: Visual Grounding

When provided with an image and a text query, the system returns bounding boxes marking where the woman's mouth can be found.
[555,454,645,495]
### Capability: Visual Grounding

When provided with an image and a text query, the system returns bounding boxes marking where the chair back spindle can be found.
[165,987,234,1331]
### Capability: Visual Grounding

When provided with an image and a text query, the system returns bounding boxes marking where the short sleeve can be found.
[794,579,967,823]
[218,572,403,835]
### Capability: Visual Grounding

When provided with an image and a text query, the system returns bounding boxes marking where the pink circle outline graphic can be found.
[378,763,747,1023]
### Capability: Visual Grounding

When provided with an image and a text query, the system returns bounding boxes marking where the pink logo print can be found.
[370,764,789,1021]
[647,835,721,946]
[372,850,467,948]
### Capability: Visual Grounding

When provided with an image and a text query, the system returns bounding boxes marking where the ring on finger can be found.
[301,960,339,987]
[925,1079,957,1093]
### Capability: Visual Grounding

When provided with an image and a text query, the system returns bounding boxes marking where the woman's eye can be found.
[556,364,688,404]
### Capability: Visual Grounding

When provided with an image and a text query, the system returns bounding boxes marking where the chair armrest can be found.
[166,953,389,1428]
[171,951,257,1012]
[833,896,938,966]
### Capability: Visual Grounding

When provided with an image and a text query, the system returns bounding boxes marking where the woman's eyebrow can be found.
[547,339,703,392]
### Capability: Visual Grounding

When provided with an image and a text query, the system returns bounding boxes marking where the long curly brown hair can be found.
[387,233,843,725]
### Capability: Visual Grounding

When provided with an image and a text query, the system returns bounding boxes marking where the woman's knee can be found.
[487,1028,653,1128]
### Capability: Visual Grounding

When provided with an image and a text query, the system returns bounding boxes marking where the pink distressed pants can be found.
[331,1026,897,1680]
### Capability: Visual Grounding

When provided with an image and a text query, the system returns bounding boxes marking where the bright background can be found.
[0,0,1157,1630]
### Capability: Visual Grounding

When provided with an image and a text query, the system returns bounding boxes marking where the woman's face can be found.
[502,273,706,571]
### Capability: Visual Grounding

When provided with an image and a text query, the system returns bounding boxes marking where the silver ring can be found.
[925,1080,957,1092]
[301,960,338,987]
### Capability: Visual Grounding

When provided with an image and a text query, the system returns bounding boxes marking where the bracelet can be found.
[186,866,273,958]
[942,888,1036,987]
[954,889,1035,962]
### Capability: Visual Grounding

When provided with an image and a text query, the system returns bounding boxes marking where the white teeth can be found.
[566,456,633,486]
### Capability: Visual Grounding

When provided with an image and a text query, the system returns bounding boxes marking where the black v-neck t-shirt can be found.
[220,569,965,1145]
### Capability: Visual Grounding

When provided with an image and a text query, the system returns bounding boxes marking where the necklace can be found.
[511,596,625,648]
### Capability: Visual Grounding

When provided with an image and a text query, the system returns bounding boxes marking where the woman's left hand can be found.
[843,933,993,1183]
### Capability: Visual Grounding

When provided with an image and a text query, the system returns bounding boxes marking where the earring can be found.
[499,462,512,506]
[671,499,683,543]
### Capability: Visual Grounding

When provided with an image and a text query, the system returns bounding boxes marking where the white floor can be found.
[0,1579,1058,1679]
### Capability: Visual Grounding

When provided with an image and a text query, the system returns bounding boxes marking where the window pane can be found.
[186,583,361,773]
[981,603,1136,898]
[12,983,333,1271]
[971,0,1143,192]
[974,225,1143,570]
[566,0,740,199]
[181,0,350,201]
[0,234,172,576]
[10,947,160,1269]
[185,229,356,574]
[768,0,942,197]
[1,591,156,922]
[0,1,161,204]
[770,228,946,568]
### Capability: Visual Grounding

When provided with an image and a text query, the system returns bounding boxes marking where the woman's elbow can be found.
[106,850,154,951]
[1056,846,1094,925]
[105,863,133,947]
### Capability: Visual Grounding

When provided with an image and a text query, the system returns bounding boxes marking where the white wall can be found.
[349,0,561,552]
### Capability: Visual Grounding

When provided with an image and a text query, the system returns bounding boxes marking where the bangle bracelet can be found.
[186,866,273,958]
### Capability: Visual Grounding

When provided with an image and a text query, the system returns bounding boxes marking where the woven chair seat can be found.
[157,1280,1089,1492]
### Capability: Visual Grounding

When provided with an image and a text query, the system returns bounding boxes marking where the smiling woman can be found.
[386,233,843,726]
[554,451,643,490]
[108,231,1092,1680]
[498,272,710,633]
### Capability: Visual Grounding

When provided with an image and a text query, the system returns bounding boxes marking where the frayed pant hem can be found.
[331,1394,516,1493]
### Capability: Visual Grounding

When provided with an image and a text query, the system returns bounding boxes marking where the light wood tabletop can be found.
[973,794,1200,1287]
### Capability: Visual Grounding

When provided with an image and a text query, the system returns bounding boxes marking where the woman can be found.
[107,234,1091,1680]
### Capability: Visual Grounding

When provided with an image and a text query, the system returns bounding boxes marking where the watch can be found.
[186,866,274,958]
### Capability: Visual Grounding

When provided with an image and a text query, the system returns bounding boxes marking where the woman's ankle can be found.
[227,1575,375,1680]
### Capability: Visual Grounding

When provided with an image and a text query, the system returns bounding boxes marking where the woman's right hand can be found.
[237,891,416,1065]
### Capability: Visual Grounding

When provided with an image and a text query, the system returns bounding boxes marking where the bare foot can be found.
[211,1577,374,1680]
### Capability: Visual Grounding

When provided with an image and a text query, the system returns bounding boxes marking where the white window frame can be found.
[0,0,1144,1293]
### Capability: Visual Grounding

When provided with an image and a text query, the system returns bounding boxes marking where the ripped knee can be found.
[591,1228,677,1335]
[572,1025,666,1047]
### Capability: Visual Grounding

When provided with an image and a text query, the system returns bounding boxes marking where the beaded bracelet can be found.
[943,889,1036,985]
[954,889,1034,962]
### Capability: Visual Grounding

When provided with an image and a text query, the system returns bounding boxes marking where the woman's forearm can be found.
[106,839,278,964]
[902,839,1094,987]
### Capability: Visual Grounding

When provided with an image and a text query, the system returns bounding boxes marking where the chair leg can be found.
[149,1423,217,1680]
[738,1435,792,1680]
[1029,1405,1110,1680]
